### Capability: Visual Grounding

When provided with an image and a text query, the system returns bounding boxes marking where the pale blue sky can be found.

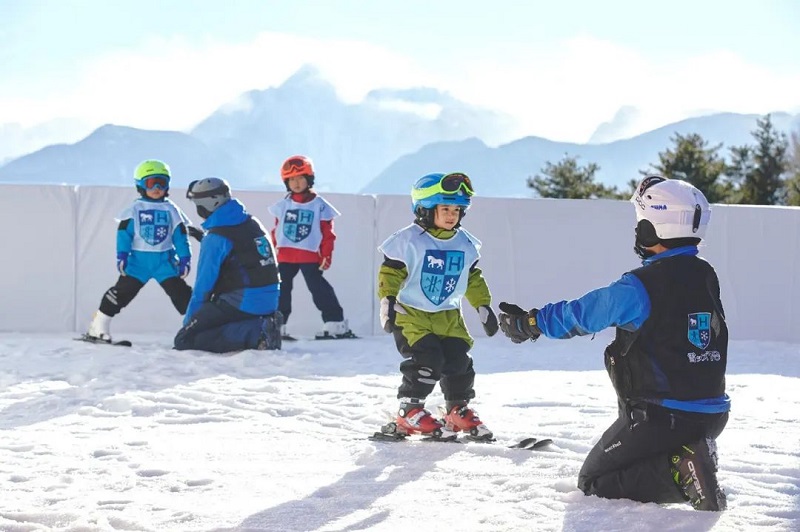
[2,0,798,142]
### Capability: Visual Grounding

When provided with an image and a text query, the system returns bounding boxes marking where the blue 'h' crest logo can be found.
[138,209,171,246]
[688,312,711,349]
[420,250,465,305]
[254,236,275,265]
[283,209,314,243]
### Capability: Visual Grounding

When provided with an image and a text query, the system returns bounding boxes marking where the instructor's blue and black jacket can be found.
[184,199,280,326]
[536,246,730,415]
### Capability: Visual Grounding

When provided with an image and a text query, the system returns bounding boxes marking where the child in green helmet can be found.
[374,172,499,441]
[82,159,193,343]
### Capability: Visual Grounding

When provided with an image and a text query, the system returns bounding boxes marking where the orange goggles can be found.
[281,158,313,179]
[143,176,169,190]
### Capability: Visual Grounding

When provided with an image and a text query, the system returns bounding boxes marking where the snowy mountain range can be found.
[1,65,797,197]
[363,112,800,197]
[0,117,93,165]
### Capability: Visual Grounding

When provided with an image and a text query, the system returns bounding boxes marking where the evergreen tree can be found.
[726,115,788,205]
[785,131,800,206]
[527,154,624,199]
[725,145,754,204]
[649,133,729,203]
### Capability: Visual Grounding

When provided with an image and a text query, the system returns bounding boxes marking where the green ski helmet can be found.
[134,159,171,196]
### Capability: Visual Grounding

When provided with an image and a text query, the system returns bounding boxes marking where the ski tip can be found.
[508,437,537,449]
[508,437,554,450]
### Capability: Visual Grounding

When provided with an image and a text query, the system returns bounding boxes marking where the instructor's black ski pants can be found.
[174,298,282,353]
[578,401,728,504]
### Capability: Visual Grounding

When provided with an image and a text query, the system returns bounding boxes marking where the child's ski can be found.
[368,422,552,450]
[280,334,358,341]
[279,332,358,341]
[314,331,359,340]
[74,335,132,347]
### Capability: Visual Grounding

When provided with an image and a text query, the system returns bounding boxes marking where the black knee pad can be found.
[99,287,122,316]
[100,276,144,316]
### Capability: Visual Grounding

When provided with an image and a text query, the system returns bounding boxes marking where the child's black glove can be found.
[477,305,499,336]
[498,302,541,343]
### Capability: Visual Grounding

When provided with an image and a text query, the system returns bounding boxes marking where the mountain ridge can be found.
[1,66,797,197]
[361,111,800,197]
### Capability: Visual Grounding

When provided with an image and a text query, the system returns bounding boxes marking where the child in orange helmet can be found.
[268,155,355,340]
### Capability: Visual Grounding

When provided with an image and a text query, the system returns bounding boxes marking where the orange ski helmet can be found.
[280,155,315,191]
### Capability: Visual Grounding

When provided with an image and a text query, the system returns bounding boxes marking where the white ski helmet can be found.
[186,177,231,219]
[630,176,711,245]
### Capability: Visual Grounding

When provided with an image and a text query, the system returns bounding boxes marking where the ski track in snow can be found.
[0,332,798,531]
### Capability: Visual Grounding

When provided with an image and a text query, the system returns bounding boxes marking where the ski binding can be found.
[369,422,458,443]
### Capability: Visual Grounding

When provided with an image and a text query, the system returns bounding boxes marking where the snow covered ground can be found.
[1,331,798,532]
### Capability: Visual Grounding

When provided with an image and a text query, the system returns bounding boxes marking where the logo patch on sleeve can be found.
[688,312,711,349]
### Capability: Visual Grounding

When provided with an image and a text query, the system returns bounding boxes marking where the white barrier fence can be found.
[2,184,798,343]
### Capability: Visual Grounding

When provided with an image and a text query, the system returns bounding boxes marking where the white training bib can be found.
[379,224,481,312]
[117,199,191,252]
[269,196,340,252]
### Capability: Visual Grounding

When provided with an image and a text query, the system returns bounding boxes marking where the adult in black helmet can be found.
[497,176,730,512]
[174,178,282,352]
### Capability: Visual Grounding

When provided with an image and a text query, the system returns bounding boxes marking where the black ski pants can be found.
[174,299,282,353]
[392,331,475,405]
[278,262,343,324]
[578,401,728,504]
[99,275,191,316]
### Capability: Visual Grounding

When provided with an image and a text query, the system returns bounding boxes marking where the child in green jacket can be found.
[377,172,499,440]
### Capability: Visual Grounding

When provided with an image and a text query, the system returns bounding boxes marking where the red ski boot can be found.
[396,405,445,436]
[443,404,494,440]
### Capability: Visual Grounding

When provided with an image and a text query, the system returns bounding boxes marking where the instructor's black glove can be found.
[498,302,542,343]
[477,305,499,337]
[188,226,205,242]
